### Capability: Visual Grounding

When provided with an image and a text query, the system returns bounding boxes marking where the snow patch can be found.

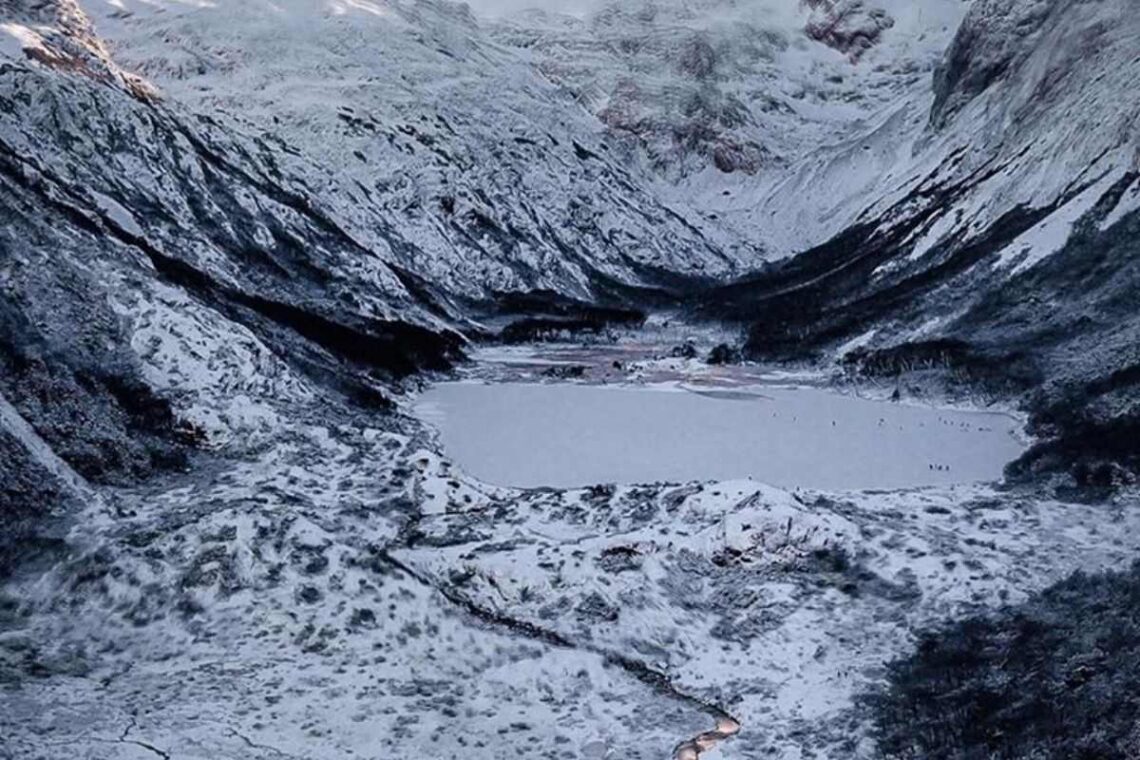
[995,168,1127,275]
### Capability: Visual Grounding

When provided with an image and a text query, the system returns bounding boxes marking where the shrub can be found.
[867,563,1140,759]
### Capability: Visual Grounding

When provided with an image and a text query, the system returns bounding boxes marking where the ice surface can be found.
[416,381,1025,490]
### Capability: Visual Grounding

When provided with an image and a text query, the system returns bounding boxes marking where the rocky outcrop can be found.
[803,0,895,61]
[492,0,962,182]
[931,0,1053,129]
[0,0,156,98]
[0,430,66,578]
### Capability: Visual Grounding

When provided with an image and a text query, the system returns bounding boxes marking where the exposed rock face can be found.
[0,431,65,577]
[931,0,1054,128]
[803,0,895,61]
[677,34,718,80]
[0,235,192,484]
[0,0,155,97]
[492,0,964,182]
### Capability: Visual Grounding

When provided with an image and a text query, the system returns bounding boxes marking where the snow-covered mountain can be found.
[743,0,1140,257]
[0,0,767,498]
[491,0,965,177]
[86,0,755,297]
[484,0,1140,478]
[2,0,1140,757]
[489,0,968,249]
[695,0,1140,480]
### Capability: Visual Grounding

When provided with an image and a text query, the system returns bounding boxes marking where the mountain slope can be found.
[0,0,482,502]
[87,0,754,301]
[698,0,1140,481]
[489,0,967,252]
[492,0,966,174]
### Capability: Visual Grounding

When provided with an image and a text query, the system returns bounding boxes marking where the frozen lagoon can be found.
[415,381,1026,490]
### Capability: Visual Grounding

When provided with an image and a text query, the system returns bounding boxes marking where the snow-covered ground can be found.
[3,334,1139,758]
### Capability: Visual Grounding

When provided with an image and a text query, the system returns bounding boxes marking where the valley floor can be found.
[3,341,1138,759]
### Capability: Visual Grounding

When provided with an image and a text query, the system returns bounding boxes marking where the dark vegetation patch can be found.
[796,546,920,602]
[0,259,195,484]
[490,290,646,343]
[1007,412,1140,493]
[0,347,194,482]
[596,544,645,574]
[957,197,1140,486]
[867,563,1140,759]
[706,343,742,365]
[709,540,919,602]
[541,365,588,380]
[499,316,627,343]
[1011,362,1140,493]
[0,431,67,579]
[492,290,639,319]
[842,340,1043,397]
[670,341,699,359]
